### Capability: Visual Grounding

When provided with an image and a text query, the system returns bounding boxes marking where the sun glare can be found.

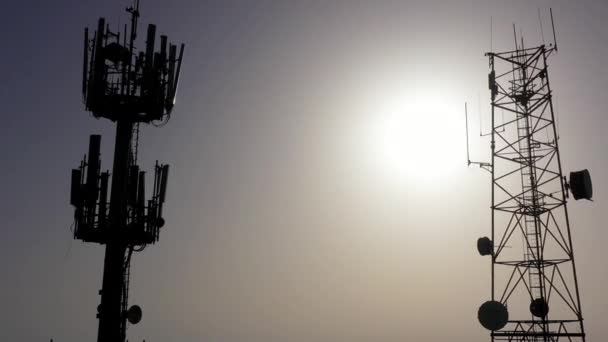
[364,90,463,186]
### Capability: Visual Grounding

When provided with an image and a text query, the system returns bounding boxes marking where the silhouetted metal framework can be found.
[69,2,184,342]
[484,43,586,341]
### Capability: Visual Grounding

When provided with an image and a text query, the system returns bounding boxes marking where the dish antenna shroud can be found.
[568,169,593,201]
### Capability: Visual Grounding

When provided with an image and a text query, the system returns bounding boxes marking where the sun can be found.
[363,89,463,186]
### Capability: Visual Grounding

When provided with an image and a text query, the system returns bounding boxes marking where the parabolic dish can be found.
[530,298,549,318]
[478,300,508,331]
[127,305,142,324]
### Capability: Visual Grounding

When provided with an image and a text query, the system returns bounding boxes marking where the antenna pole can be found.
[465,102,471,165]
[550,8,558,51]
[98,120,133,342]
[513,24,518,51]
[490,16,493,52]
[538,8,546,45]
[465,101,491,169]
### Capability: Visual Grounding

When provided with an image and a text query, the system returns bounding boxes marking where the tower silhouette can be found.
[469,11,592,341]
[69,2,184,341]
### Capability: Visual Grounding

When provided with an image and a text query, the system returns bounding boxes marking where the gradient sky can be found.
[2,1,608,341]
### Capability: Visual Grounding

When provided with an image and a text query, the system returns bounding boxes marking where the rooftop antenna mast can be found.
[70,2,185,342]
[469,9,592,341]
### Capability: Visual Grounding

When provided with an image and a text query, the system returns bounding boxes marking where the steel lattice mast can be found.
[69,2,185,342]
[471,13,592,342]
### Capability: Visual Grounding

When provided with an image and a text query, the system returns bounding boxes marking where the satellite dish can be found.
[127,305,142,324]
[478,300,508,331]
[569,169,592,200]
[477,237,493,256]
[530,298,549,318]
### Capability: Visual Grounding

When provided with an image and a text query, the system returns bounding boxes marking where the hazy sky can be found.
[1,1,608,341]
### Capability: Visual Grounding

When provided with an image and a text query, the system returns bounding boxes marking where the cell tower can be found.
[466,10,592,341]
[69,2,184,342]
